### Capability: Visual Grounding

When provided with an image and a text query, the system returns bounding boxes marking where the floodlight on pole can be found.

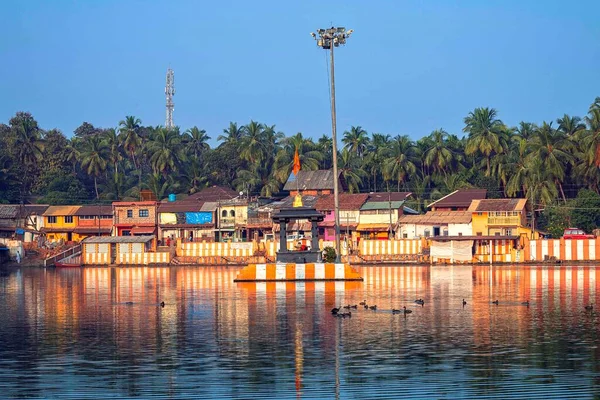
[312,26,352,262]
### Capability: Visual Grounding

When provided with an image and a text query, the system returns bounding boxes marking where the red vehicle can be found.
[562,228,594,239]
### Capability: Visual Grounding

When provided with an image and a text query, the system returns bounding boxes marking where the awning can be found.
[318,220,358,229]
[356,224,392,232]
[40,227,72,233]
[130,226,156,235]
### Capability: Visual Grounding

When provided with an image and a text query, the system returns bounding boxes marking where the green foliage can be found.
[538,206,570,238]
[571,189,600,233]
[322,246,337,263]
[38,173,90,205]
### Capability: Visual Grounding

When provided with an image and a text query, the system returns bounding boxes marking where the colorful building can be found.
[112,201,157,237]
[315,193,368,243]
[217,198,249,242]
[427,189,487,211]
[0,204,48,242]
[158,200,215,242]
[82,235,166,265]
[41,205,81,243]
[356,193,416,240]
[468,198,533,238]
[73,205,113,240]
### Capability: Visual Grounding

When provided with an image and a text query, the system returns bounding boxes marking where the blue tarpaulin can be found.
[186,212,212,224]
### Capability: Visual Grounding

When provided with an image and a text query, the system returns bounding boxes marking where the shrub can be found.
[322,246,337,263]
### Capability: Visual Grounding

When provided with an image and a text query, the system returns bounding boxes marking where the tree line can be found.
[1,97,600,236]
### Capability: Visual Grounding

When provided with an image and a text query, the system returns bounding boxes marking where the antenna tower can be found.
[165,68,175,128]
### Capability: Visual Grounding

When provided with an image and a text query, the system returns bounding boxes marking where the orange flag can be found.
[292,148,301,175]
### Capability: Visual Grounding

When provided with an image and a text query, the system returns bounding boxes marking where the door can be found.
[433,226,441,237]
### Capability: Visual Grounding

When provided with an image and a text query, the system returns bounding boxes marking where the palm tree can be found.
[118,115,142,170]
[523,158,559,238]
[217,122,243,147]
[79,135,109,198]
[527,122,573,201]
[337,148,366,193]
[342,126,369,158]
[239,120,267,165]
[464,107,504,176]
[556,114,585,136]
[382,135,417,191]
[9,112,44,182]
[317,135,333,169]
[582,107,600,166]
[181,158,207,194]
[102,128,122,176]
[424,129,454,178]
[515,121,537,141]
[272,133,322,184]
[184,126,211,160]
[365,133,390,191]
[147,127,184,176]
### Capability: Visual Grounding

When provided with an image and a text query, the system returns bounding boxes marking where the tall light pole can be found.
[312,26,353,262]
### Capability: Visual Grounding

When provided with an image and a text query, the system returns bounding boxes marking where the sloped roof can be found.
[158,200,203,213]
[200,202,218,212]
[468,198,527,212]
[257,195,319,214]
[75,205,113,216]
[360,201,405,211]
[283,170,346,191]
[367,192,412,202]
[428,189,487,209]
[398,211,472,225]
[315,193,369,211]
[0,204,49,219]
[43,205,82,216]
[187,186,237,202]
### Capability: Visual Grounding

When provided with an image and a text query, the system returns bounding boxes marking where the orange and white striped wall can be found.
[234,263,363,281]
[359,239,422,256]
[177,241,255,258]
[116,252,171,265]
[527,239,600,262]
[83,252,109,265]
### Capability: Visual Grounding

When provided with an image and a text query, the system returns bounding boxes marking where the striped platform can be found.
[234,263,363,282]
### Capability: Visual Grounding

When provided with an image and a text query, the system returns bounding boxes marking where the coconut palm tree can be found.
[272,133,322,184]
[342,126,369,158]
[582,107,600,167]
[118,116,142,170]
[79,135,109,199]
[239,120,267,165]
[102,128,122,176]
[523,158,559,238]
[217,122,243,147]
[424,129,454,178]
[184,126,211,160]
[365,133,390,191]
[383,135,417,191]
[9,112,44,178]
[527,122,573,201]
[556,114,585,137]
[337,148,366,193]
[464,107,504,176]
[317,135,333,169]
[147,127,184,176]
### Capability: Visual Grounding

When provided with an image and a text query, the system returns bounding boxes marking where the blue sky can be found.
[1,0,599,146]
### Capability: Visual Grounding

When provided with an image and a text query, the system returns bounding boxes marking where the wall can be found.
[177,241,255,257]
[45,215,78,242]
[527,238,600,262]
[83,243,110,265]
[359,239,422,256]
[448,223,472,236]
[114,204,157,226]
[358,210,398,225]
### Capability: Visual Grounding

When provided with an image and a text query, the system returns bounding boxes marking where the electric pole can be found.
[312,27,353,262]
[165,68,175,129]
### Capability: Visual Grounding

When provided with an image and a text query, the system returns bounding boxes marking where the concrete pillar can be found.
[311,219,319,251]
[279,220,287,253]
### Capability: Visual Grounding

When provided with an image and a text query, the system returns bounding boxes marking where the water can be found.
[0,265,599,399]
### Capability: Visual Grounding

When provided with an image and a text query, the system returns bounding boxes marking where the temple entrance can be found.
[272,207,324,263]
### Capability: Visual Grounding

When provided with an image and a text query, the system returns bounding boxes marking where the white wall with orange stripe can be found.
[527,238,600,262]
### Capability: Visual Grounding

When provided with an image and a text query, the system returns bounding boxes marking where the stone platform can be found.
[233,263,363,282]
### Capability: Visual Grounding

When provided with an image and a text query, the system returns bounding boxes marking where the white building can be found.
[396,211,472,239]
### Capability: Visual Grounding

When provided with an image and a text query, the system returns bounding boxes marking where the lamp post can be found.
[312,26,353,262]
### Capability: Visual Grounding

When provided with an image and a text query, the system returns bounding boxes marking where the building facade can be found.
[112,201,157,237]
[42,206,81,243]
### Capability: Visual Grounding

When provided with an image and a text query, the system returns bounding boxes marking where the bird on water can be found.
[331,307,340,315]
[160,301,165,308]
[369,305,377,311]
[414,299,425,306]
[462,299,467,306]
[403,306,412,314]
[392,309,401,314]
[359,300,367,306]
[492,300,499,305]
[585,304,593,311]
[521,300,530,307]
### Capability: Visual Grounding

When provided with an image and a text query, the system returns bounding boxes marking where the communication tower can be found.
[165,68,175,128]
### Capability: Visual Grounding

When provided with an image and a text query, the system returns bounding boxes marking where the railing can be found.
[220,217,235,228]
[487,217,521,225]
[247,217,273,226]
[44,244,81,267]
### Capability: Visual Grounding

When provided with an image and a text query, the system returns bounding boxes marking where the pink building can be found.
[315,194,369,241]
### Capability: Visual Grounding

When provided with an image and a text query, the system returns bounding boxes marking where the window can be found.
[505,229,512,236]
[48,216,57,224]
[230,210,235,217]
[64,216,73,223]
[139,209,149,218]
[80,215,95,220]
[127,210,133,218]
[424,230,430,238]
[221,210,227,218]
[100,215,112,219]
[443,229,449,236]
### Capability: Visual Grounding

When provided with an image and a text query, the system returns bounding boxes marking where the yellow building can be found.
[468,199,535,239]
[217,198,249,242]
[41,206,82,243]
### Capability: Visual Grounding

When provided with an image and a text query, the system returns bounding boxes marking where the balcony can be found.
[219,217,235,228]
[246,217,273,228]
[487,216,521,226]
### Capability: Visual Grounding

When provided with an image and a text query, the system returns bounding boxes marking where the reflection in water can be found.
[0,265,600,398]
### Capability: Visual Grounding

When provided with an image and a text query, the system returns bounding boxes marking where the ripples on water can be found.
[0,265,600,399]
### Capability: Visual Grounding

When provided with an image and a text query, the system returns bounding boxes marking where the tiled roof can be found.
[0,205,19,219]
[315,193,369,211]
[187,186,238,202]
[283,170,346,191]
[83,235,155,244]
[257,195,319,213]
[468,199,526,212]
[75,205,113,216]
[0,204,49,219]
[366,192,412,202]
[43,206,82,216]
[158,200,203,213]
[398,211,472,225]
[428,189,487,209]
